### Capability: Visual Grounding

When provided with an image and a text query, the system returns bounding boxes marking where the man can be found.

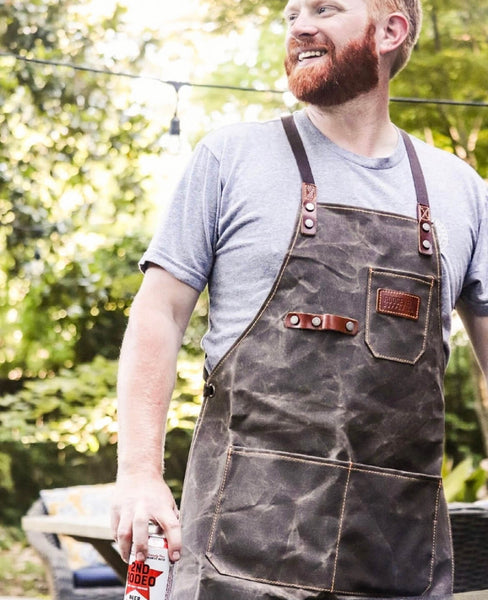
[112,0,488,598]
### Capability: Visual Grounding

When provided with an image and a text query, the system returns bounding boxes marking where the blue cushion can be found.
[73,565,124,588]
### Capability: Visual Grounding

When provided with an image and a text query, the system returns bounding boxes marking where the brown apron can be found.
[172,115,453,599]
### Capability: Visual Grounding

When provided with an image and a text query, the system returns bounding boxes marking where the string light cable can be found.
[2,51,488,110]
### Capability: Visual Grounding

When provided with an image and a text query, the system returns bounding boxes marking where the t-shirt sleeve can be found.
[139,142,220,292]
[458,189,488,316]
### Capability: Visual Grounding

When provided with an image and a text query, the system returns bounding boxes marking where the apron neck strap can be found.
[400,130,434,256]
[281,115,433,257]
[281,114,315,185]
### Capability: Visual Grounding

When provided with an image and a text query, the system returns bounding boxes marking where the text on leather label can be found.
[376,289,421,321]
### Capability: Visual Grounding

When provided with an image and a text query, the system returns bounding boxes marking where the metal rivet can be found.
[422,222,431,232]
[206,384,216,398]
[304,218,315,229]
[311,317,322,327]
[290,315,300,326]
[305,202,315,212]
[345,321,355,332]
[422,240,432,250]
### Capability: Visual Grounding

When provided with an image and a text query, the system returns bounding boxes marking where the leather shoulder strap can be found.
[281,115,315,185]
[400,130,434,256]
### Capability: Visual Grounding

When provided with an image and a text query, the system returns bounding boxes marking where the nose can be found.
[288,11,320,38]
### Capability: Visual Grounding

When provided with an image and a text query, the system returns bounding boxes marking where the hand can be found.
[111,475,181,564]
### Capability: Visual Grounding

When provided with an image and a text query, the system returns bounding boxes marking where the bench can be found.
[24,484,124,600]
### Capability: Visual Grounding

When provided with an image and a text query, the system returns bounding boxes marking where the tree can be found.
[0,0,168,522]
[0,0,164,387]
[391,0,488,176]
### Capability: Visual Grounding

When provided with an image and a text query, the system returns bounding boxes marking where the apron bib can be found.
[172,116,453,599]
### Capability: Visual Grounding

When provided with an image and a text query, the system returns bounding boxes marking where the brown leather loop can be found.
[285,312,359,336]
[417,204,434,256]
[301,183,317,236]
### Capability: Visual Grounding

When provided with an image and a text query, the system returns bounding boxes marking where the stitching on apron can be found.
[206,446,233,554]
[370,270,435,286]
[421,479,443,595]
[209,216,302,380]
[365,268,435,364]
[230,448,440,482]
[203,565,427,596]
[432,229,447,374]
[331,461,352,592]
[444,485,455,594]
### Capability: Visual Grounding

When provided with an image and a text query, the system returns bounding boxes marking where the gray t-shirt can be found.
[141,110,488,372]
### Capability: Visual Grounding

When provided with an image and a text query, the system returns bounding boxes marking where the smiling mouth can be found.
[298,50,327,62]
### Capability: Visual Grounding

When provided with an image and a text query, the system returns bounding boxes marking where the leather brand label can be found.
[377,289,421,321]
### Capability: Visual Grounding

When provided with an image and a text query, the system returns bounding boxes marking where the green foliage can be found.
[0,345,205,522]
[443,456,488,502]
[444,329,485,465]
[0,0,161,385]
[0,356,118,451]
[203,0,285,31]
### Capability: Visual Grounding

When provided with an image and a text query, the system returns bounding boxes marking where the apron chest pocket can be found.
[206,446,440,597]
[365,267,436,365]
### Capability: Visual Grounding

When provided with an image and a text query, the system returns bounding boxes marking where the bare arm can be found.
[457,305,488,384]
[111,265,199,563]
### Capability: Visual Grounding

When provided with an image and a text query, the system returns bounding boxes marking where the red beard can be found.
[284,23,379,107]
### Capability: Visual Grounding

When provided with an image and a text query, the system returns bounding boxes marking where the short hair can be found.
[369,0,423,78]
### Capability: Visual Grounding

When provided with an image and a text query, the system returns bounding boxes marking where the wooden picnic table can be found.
[21,513,127,580]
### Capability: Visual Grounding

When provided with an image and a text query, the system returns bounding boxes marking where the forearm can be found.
[116,301,183,478]
[112,266,199,562]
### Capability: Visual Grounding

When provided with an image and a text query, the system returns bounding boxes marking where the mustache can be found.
[286,36,333,61]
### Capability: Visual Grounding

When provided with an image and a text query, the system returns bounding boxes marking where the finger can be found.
[157,513,182,562]
[116,514,135,563]
[131,509,150,562]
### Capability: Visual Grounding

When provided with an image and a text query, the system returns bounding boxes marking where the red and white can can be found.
[124,522,174,600]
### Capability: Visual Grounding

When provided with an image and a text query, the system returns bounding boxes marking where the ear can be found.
[378,13,409,56]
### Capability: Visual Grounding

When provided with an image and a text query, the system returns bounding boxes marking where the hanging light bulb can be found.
[160,82,187,155]
[169,114,180,136]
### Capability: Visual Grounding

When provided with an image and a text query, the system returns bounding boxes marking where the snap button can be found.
[305,202,315,212]
[304,218,315,229]
[422,240,432,250]
[345,321,355,332]
[290,315,300,326]
[422,222,431,232]
[204,383,216,398]
[311,317,322,327]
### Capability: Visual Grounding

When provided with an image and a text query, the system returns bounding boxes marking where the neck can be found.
[305,87,398,158]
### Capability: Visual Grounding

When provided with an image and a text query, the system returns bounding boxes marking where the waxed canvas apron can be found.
[172,116,453,600]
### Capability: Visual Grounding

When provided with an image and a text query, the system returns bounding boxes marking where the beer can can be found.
[124,521,174,600]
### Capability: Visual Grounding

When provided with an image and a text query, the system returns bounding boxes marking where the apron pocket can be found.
[206,446,350,592]
[365,267,435,365]
[206,446,441,596]
[334,462,441,596]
